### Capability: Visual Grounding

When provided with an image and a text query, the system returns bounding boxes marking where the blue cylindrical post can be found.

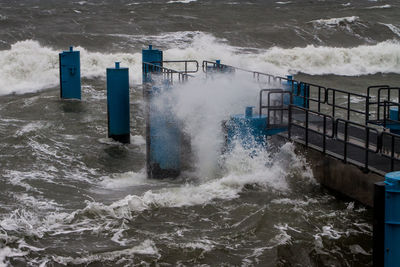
[384,171,400,267]
[59,46,81,99]
[106,62,130,143]
[142,45,163,83]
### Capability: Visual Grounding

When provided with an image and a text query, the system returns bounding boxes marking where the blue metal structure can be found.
[142,45,163,83]
[284,75,309,108]
[146,85,181,178]
[388,107,400,134]
[226,106,269,149]
[143,46,181,178]
[384,171,400,267]
[59,46,81,99]
[106,62,130,143]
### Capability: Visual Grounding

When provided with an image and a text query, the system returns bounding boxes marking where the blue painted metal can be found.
[384,171,400,267]
[59,46,81,99]
[226,106,268,149]
[284,75,309,108]
[388,107,400,134]
[142,45,163,83]
[106,62,130,143]
[147,84,181,178]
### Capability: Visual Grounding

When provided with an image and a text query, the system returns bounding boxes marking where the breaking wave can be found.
[0,33,400,95]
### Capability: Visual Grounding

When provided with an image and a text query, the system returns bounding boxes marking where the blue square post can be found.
[384,171,400,267]
[59,46,81,99]
[387,107,400,134]
[142,45,163,83]
[106,62,130,143]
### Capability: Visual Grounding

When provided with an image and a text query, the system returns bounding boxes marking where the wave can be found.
[381,23,400,38]
[310,16,359,27]
[366,4,391,9]
[167,0,197,3]
[1,34,400,95]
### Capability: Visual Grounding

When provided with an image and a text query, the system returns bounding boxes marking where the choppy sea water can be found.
[1,0,399,265]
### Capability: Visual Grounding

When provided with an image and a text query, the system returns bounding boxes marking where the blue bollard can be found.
[106,62,130,143]
[387,107,400,134]
[59,46,81,99]
[384,171,400,267]
[142,45,163,83]
[146,85,181,178]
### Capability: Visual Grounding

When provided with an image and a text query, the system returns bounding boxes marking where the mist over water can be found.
[1,0,397,265]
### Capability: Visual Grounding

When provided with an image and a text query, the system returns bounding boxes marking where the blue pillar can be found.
[106,62,130,143]
[384,171,400,267]
[142,45,163,83]
[146,86,181,179]
[387,107,400,134]
[59,46,81,99]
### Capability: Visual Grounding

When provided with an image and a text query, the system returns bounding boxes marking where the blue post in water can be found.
[387,107,400,134]
[142,46,181,178]
[147,86,181,178]
[142,45,163,83]
[384,171,400,267]
[106,62,130,143]
[59,46,81,99]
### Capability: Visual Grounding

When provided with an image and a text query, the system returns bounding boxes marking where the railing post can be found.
[391,135,395,172]
[332,90,336,118]
[288,104,292,139]
[344,121,348,163]
[347,93,351,121]
[365,128,369,171]
[323,115,326,154]
[305,109,309,147]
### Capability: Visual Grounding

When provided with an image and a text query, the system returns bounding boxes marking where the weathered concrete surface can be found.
[295,144,383,207]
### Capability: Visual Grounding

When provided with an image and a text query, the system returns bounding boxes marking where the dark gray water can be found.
[1,0,399,265]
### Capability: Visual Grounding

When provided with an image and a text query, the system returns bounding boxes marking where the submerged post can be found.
[384,171,400,267]
[142,45,181,179]
[106,62,130,143]
[59,46,81,99]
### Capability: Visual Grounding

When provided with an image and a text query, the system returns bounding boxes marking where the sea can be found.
[1,0,399,266]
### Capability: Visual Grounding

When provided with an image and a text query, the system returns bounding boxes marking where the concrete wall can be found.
[296,144,383,207]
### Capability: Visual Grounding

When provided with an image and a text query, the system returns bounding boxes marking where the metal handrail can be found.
[288,105,335,153]
[383,101,400,128]
[143,62,194,83]
[381,131,400,172]
[152,60,199,74]
[335,118,380,170]
[326,88,368,121]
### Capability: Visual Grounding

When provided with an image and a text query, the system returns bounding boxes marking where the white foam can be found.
[167,0,197,3]
[15,121,46,136]
[0,246,28,267]
[366,4,391,9]
[2,33,400,96]
[381,23,400,38]
[310,16,359,27]
[99,170,148,189]
[52,239,159,265]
